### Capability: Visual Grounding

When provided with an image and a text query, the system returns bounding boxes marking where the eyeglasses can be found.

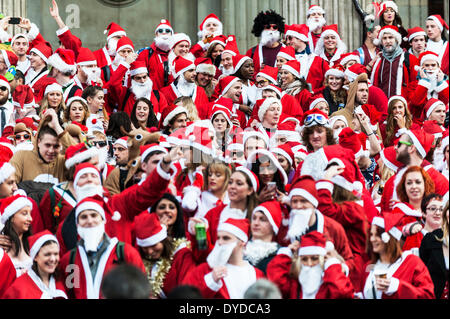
[92,141,107,148]
[0,86,8,92]
[304,113,329,127]
[15,134,31,140]
[256,79,269,87]
[397,140,412,148]
[157,29,172,34]
[286,35,294,41]
[264,24,278,30]
[426,206,444,213]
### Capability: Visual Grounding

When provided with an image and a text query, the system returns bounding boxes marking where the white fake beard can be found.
[107,38,119,56]
[75,184,104,202]
[425,69,439,88]
[112,53,125,67]
[177,75,196,97]
[307,17,326,33]
[298,264,323,297]
[260,30,281,47]
[77,223,105,253]
[207,241,237,268]
[82,67,101,85]
[219,64,234,76]
[286,209,314,243]
[244,240,278,265]
[97,147,109,170]
[131,79,153,99]
[155,35,173,52]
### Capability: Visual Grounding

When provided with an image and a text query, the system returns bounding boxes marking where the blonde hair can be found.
[437,201,449,244]
[289,254,325,279]
[174,96,200,122]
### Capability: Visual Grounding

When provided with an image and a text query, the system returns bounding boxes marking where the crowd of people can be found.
[0,0,448,299]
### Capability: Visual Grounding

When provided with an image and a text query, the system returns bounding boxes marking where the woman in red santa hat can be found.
[425,14,449,75]
[188,166,258,263]
[134,212,195,298]
[378,1,408,49]
[267,231,354,299]
[209,98,239,153]
[63,96,90,127]
[271,142,297,184]
[323,65,347,114]
[183,218,265,299]
[314,24,347,67]
[38,82,65,126]
[250,97,283,144]
[279,59,314,112]
[3,230,67,299]
[360,213,434,299]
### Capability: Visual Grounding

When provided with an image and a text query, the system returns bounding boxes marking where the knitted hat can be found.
[289,175,318,207]
[75,195,106,222]
[217,218,250,243]
[298,231,326,256]
[252,201,282,235]
[135,213,167,247]
[47,48,77,75]
[65,143,100,169]
[28,230,59,261]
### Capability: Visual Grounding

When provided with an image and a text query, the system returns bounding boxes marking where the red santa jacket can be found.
[93,46,113,70]
[409,78,449,124]
[361,251,435,299]
[159,82,209,115]
[267,250,354,299]
[182,261,265,299]
[27,69,51,103]
[2,269,67,299]
[316,180,370,290]
[106,63,168,116]
[305,54,330,94]
[137,43,174,91]
[59,237,145,299]
[0,248,16,298]
[379,161,449,213]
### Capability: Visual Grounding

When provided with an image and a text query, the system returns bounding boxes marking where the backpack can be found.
[69,241,126,265]
[17,181,54,207]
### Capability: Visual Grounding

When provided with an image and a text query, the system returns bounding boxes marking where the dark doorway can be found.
[428,0,444,15]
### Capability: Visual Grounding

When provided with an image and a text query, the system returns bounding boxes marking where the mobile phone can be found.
[9,17,21,25]
[267,182,276,191]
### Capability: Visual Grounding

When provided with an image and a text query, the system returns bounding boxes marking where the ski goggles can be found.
[304,113,330,128]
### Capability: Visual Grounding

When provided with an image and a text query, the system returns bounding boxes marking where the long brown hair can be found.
[367,225,403,264]
[64,99,90,125]
[232,169,259,219]
[384,98,412,146]
[396,166,435,204]
[301,126,336,152]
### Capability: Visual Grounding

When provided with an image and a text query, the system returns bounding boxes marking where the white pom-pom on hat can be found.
[112,211,121,221]
[325,241,335,252]
[381,232,390,243]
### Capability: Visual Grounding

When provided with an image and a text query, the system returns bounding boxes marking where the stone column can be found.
[0,0,27,36]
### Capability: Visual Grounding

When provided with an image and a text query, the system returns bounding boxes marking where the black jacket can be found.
[419,229,448,299]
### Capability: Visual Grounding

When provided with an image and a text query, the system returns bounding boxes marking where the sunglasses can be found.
[157,28,172,34]
[304,114,329,127]
[397,140,412,148]
[256,79,269,87]
[92,141,107,147]
[0,86,8,92]
[15,134,31,140]
[264,24,278,30]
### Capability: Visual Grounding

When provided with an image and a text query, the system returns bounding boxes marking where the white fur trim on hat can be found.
[73,167,101,188]
[307,5,325,16]
[427,15,445,32]
[393,202,422,218]
[380,150,398,173]
[285,30,309,43]
[75,201,105,221]
[408,31,427,42]
[309,97,328,110]
[281,63,300,79]
[44,83,63,96]
[30,234,59,261]
[372,216,385,228]
[233,56,251,74]
[136,224,168,247]
[252,206,279,234]
[271,148,293,166]
[340,54,360,67]
[29,47,49,64]
[258,97,282,122]
[420,54,441,66]
[243,131,269,148]
[113,138,128,149]
[65,147,100,169]
[426,100,445,119]
[235,166,258,192]
[130,67,148,77]
[67,96,88,107]
[403,130,427,158]
[1,197,33,225]
[277,51,295,61]
[299,245,326,256]
[47,53,77,75]
[325,68,345,78]
[288,188,318,208]
[377,27,402,46]
[107,30,126,42]
[221,77,240,96]
[196,63,216,76]
[163,106,188,127]
[217,222,248,243]
[388,226,402,241]
[388,95,407,107]
[0,163,15,185]
[175,64,196,79]
[141,146,168,162]
[0,78,10,92]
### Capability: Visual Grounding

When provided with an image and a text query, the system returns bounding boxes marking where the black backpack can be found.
[69,241,126,265]
[17,181,54,207]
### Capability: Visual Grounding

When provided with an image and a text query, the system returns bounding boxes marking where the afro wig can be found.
[251,10,285,37]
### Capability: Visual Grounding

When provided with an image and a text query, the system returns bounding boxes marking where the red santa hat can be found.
[11,33,29,47]
[135,213,167,247]
[75,195,106,222]
[289,175,318,207]
[301,108,331,128]
[273,120,300,142]
[291,143,309,161]
[113,136,129,149]
[28,230,59,261]
[44,82,63,96]
[210,35,228,48]
[198,13,223,35]
[76,47,97,66]
[173,55,195,79]
[0,162,15,185]
[70,121,89,134]
[309,95,328,111]
[0,74,10,92]
[262,84,282,98]
[140,143,168,162]
[47,48,77,75]
[276,45,296,61]
[0,50,18,68]
[211,104,233,128]
[423,120,446,139]
[344,63,367,83]
[184,124,215,156]
[0,194,33,228]
[257,97,282,122]
[281,59,301,79]
[246,148,288,185]
[285,24,309,42]
[217,218,250,243]
[329,115,348,129]
[232,54,252,74]
[307,5,326,17]
[0,139,14,162]
[73,163,101,187]
[298,231,327,256]
[256,66,279,85]
[406,27,427,42]
[222,35,240,56]
[379,1,399,14]
[325,64,345,78]
[424,98,446,120]
[373,212,403,243]
[116,36,134,54]
[171,33,191,50]
[252,201,282,235]
[320,24,341,41]
[235,166,259,193]
[427,15,449,33]
[338,127,369,159]
[416,51,440,70]
[104,22,127,41]
[159,104,188,129]
[29,42,53,64]
[380,146,402,172]
[271,142,296,169]
[65,143,100,169]
[329,156,364,195]
[387,95,408,108]
[154,19,173,34]
[12,85,36,109]
[195,57,216,77]
[402,129,435,158]
[354,104,382,131]
[215,75,240,97]
[340,52,360,67]
[374,25,402,46]
[130,60,148,77]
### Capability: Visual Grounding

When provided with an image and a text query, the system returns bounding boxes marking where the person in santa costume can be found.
[246,10,285,76]
[135,212,195,298]
[377,0,409,49]
[425,15,449,75]
[279,59,314,112]
[218,35,239,78]
[10,32,30,75]
[24,42,53,103]
[38,82,65,125]
[2,230,68,299]
[0,246,16,298]
[203,35,228,79]
[167,33,196,73]
[92,22,127,71]
[160,56,209,116]
[314,24,347,68]
[183,217,265,299]
[306,5,328,53]
[267,230,354,299]
[379,129,449,212]
[271,142,297,184]
[107,58,168,118]
[250,97,283,144]
[231,54,257,108]
[422,99,448,128]
[360,213,434,299]
[137,19,174,91]
[406,27,427,59]
[299,109,335,155]
[191,13,224,59]
[0,49,18,77]
[73,47,103,90]
[323,65,347,114]
[58,195,145,299]
[370,25,419,99]
[158,104,188,135]
[194,57,217,99]
[209,98,241,153]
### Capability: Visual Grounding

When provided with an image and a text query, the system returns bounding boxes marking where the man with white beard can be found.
[183,218,265,299]
[191,14,224,59]
[137,19,174,90]
[74,47,103,90]
[246,10,286,76]
[93,22,127,71]
[306,5,327,53]
[267,231,354,299]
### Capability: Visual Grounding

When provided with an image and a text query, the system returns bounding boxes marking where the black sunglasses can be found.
[264,24,278,30]
[93,141,107,147]
[0,86,8,92]
[157,28,172,34]
[15,134,31,140]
